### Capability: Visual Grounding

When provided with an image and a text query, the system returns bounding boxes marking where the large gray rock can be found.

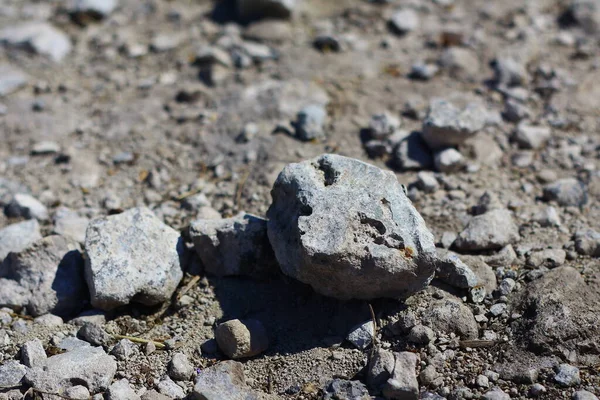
[0,235,87,317]
[189,212,276,277]
[266,154,437,300]
[0,64,28,96]
[383,352,419,400]
[0,219,42,261]
[0,22,72,62]
[421,99,486,150]
[193,360,259,400]
[0,360,26,387]
[454,209,520,251]
[513,267,600,365]
[237,0,296,21]
[24,345,117,393]
[84,207,184,310]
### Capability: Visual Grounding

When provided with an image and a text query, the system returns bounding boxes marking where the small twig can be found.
[177,275,201,300]
[112,334,166,349]
[368,303,379,361]
[174,188,203,201]
[8,312,33,321]
[234,165,253,209]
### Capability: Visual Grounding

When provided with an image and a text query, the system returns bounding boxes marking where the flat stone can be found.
[421,99,486,150]
[193,360,259,400]
[346,321,374,350]
[21,338,47,367]
[157,377,185,399]
[189,212,276,277]
[267,154,437,300]
[382,352,419,400]
[53,208,89,243]
[0,64,28,96]
[0,360,27,387]
[77,322,110,347]
[554,364,581,387]
[5,193,48,220]
[420,297,478,339]
[514,124,551,149]
[454,209,520,251]
[84,207,184,310]
[0,22,72,62]
[215,319,269,359]
[573,391,599,400]
[389,9,419,34]
[323,378,370,400]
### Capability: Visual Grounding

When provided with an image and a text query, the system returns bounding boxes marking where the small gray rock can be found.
[514,124,551,149]
[0,360,27,387]
[482,389,510,400]
[107,379,141,400]
[574,229,600,256]
[573,390,599,400]
[323,378,370,400]
[419,365,439,386]
[0,64,28,96]
[368,112,401,140]
[294,104,327,141]
[34,314,64,327]
[110,339,137,361]
[454,209,520,251]
[215,319,269,359]
[77,323,110,347]
[0,220,42,261]
[416,171,439,193]
[65,385,91,400]
[267,154,437,300]
[543,178,587,207]
[529,383,546,397]
[0,22,72,62]
[393,132,433,171]
[554,364,581,387]
[5,193,48,220]
[382,352,419,400]
[527,249,566,268]
[70,0,117,20]
[420,297,478,339]
[237,0,295,21]
[439,47,480,78]
[389,9,419,34]
[193,360,258,400]
[367,348,396,388]
[436,252,479,288]
[493,57,528,87]
[407,324,435,344]
[434,148,465,173]
[53,208,89,244]
[169,352,194,381]
[21,338,47,367]
[189,212,276,277]
[421,99,486,150]
[157,377,185,399]
[84,207,184,310]
[346,321,374,350]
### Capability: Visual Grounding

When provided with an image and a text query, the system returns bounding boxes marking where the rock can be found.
[513,124,551,149]
[436,251,479,288]
[65,385,91,400]
[0,22,72,62]
[533,206,561,227]
[514,267,600,363]
[410,62,439,81]
[420,297,478,339]
[454,209,520,251]
[84,207,184,310]
[434,148,465,173]
[419,365,439,386]
[527,249,566,268]
[382,352,419,400]
[244,21,293,43]
[0,235,87,317]
[573,391,599,400]
[554,364,581,387]
[416,171,439,193]
[70,0,117,21]
[323,378,371,400]
[293,104,327,141]
[237,0,295,21]
[189,212,276,277]
[485,245,517,268]
[346,321,374,350]
[529,383,546,397]
[157,377,186,399]
[24,345,117,393]
[393,132,433,171]
[107,379,141,400]
[0,64,28,96]
[267,154,437,300]
[567,0,600,34]
[543,178,587,207]
[53,208,89,243]
[493,57,528,87]
[367,348,396,388]
[141,390,171,400]
[421,99,486,150]
[407,324,435,344]
[367,112,401,140]
[498,278,516,295]
[5,193,48,220]
[77,323,110,347]
[389,9,419,34]
[574,229,600,256]
[150,34,182,52]
[169,353,194,381]
[110,339,137,361]
[70,309,107,326]
[439,47,480,78]
[193,360,258,400]
[461,255,497,293]
[0,360,26,387]
[215,319,269,359]
[482,389,510,400]
[21,338,47,367]
[34,314,64,327]
[0,278,30,309]
[32,141,61,155]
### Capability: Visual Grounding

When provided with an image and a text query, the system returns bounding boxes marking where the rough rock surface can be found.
[421,99,487,149]
[0,220,42,261]
[454,209,520,251]
[193,360,259,400]
[420,297,479,339]
[267,154,437,300]
[84,207,184,310]
[215,319,269,359]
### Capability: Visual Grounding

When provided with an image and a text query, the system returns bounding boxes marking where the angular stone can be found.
[267,154,437,300]
[514,124,551,149]
[0,235,87,317]
[346,321,374,350]
[5,193,48,221]
[574,229,600,256]
[193,360,258,400]
[107,379,141,400]
[53,208,89,244]
[84,207,184,310]
[454,209,520,251]
[554,364,581,387]
[389,9,419,34]
[382,352,419,400]
[420,297,478,339]
[215,319,269,359]
[421,99,486,150]
[0,360,26,387]
[573,391,599,400]
[189,212,276,277]
[436,251,478,288]
[294,104,327,141]
[0,220,42,261]
[543,178,587,207]
[323,378,370,400]
[169,352,194,381]
[70,0,117,21]
[434,148,465,173]
[392,132,433,171]
[21,338,47,368]
[0,22,72,62]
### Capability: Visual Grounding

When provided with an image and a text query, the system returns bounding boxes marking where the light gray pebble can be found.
[346,320,374,350]
[107,378,141,400]
[554,364,581,387]
[21,338,47,367]
[573,390,599,400]
[169,352,194,381]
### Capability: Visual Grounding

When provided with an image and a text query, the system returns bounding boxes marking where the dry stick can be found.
[368,303,379,363]
[8,312,33,321]
[177,275,201,300]
[112,334,166,349]
[235,164,253,210]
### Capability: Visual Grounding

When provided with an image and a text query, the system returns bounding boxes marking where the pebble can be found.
[439,47,480,78]
[543,178,587,207]
[0,22,72,62]
[498,278,516,295]
[189,212,276,277]
[382,352,419,400]
[323,378,370,400]
[110,339,137,361]
[489,303,507,317]
[65,385,91,400]
[21,338,47,367]
[293,104,327,141]
[514,123,551,149]
[574,229,600,256]
[107,379,141,400]
[454,209,520,251]
[416,171,439,193]
[237,0,296,21]
[346,320,374,350]
[70,0,117,21]
[267,154,437,300]
[482,389,510,400]
[368,112,401,140]
[420,298,478,339]
[31,141,60,155]
[157,377,185,399]
[77,323,110,347]
[215,319,269,359]
[410,62,439,80]
[5,193,48,220]
[389,9,419,34]
[476,374,490,388]
[84,207,184,310]
[554,364,581,387]
[573,391,599,400]
[169,353,194,381]
[407,324,435,344]
[529,383,546,397]
[0,64,28,96]
[527,249,566,268]
[434,148,465,173]
[393,132,433,170]
[34,314,64,327]
[193,360,257,399]
[436,252,479,289]
[419,365,439,386]
[53,208,90,243]
[0,360,27,387]
[533,206,561,227]
[493,57,528,87]
[421,99,487,150]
